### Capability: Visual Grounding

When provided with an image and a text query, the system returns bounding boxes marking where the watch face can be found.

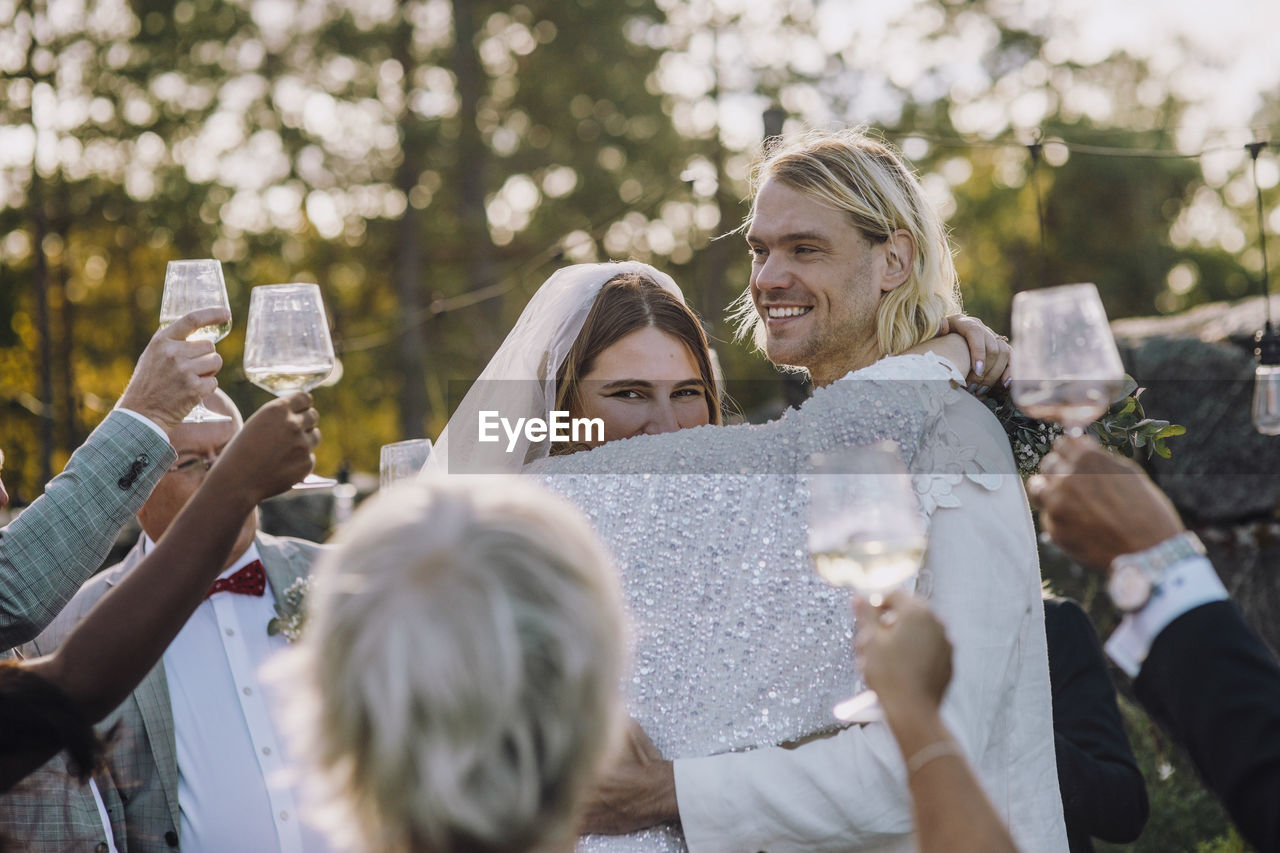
[1109,565,1152,611]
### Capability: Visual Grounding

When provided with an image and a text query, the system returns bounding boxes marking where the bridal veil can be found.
[424,261,686,475]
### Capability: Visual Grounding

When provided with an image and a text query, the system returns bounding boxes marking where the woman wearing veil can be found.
[425,261,723,474]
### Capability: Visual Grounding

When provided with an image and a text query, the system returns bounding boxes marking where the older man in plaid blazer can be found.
[2,391,333,853]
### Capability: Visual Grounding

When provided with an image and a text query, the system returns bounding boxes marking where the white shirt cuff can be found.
[114,407,170,442]
[1105,555,1228,677]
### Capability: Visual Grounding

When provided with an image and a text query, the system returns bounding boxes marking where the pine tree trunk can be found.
[451,0,500,341]
[392,0,429,439]
[25,0,54,484]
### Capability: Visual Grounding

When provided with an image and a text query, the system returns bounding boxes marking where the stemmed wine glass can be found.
[160,259,233,423]
[806,441,927,723]
[1009,283,1126,436]
[243,283,337,489]
[380,439,433,489]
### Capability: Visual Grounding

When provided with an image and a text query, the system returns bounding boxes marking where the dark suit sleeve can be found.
[1134,599,1280,853]
[1046,598,1149,848]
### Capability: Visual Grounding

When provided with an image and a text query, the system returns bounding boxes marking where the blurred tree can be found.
[0,0,704,497]
[0,3,1275,849]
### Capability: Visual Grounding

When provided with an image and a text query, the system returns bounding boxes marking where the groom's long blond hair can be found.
[730,128,961,359]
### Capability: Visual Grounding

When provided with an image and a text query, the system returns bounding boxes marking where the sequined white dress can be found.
[533,354,1068,853]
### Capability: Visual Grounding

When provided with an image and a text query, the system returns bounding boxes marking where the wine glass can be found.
[1009,283,1126,437]
[243,283,337,489]
[806,441,927,723]
[160,259,233,423]
[380,439,433,489]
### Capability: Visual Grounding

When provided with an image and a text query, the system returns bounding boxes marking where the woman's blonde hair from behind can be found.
[277,477,626,853]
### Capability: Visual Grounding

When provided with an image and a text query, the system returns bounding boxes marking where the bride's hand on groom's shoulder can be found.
[938,314,1012,396]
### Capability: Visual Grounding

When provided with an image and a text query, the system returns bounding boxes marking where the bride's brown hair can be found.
[553,272,722,454]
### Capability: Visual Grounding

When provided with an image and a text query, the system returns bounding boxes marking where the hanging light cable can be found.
[1246,140,1280,434]
[1027,131,1048,290]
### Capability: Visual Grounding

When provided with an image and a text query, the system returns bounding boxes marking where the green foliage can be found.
[983,395,1064,478]
[1090,376,1187,461]
[985,374,1186,477]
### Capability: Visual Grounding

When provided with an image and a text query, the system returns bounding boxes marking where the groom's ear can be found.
[879,230,915,293]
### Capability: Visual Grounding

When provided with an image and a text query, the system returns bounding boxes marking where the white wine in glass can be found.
[807,442,927,723]
[160,259,233,423]
[245,366,335,397]
[243,283,337,489]
[1009,283,1126,437]
[811,538,927,594]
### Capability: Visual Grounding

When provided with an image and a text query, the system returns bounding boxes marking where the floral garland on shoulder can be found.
[985,375,1186,478]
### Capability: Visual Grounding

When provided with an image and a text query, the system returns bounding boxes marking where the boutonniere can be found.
[267,576,312,643]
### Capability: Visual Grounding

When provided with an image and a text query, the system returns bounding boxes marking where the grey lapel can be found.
[257,532,312,600]
[132,662,179,830]
[107,541,182,832]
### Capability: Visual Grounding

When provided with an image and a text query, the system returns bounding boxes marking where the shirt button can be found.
[262,746,272,756]
[280,810,290,820]
[242,687,253,696]
[225,628,235,636]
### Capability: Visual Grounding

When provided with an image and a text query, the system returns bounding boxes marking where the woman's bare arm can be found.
[855,592,1019,853]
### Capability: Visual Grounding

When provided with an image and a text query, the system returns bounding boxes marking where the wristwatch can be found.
[1107,531,1206,612]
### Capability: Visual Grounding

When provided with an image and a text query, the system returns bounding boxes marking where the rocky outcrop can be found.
[1090,295,1280,653]
[1113,294,1280,524]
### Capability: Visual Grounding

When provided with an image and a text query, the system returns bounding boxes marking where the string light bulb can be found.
[1253,326,1280,435]
[1247,141,1280,435]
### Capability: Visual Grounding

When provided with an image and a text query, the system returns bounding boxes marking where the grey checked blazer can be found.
[1,532,325,853]
[0,409,174,652]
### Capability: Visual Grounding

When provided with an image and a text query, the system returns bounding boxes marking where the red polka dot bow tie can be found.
[204,560,266,600]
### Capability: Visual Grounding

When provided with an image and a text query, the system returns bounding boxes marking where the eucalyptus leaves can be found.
[985,375,1186,478]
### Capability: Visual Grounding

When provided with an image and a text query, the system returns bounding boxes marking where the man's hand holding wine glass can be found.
[1029,436,1187,571]
[118,306,230,436]
[160,259,235,423]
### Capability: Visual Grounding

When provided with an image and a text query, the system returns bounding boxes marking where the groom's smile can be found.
[764,305,813,319]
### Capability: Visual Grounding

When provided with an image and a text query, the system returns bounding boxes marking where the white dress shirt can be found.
[88,779,120,853]
[115,407,169,441]
[146,537,327,853]
[1106,554,1229,677]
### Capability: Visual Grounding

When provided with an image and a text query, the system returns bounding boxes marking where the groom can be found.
[555,130,1067,851]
